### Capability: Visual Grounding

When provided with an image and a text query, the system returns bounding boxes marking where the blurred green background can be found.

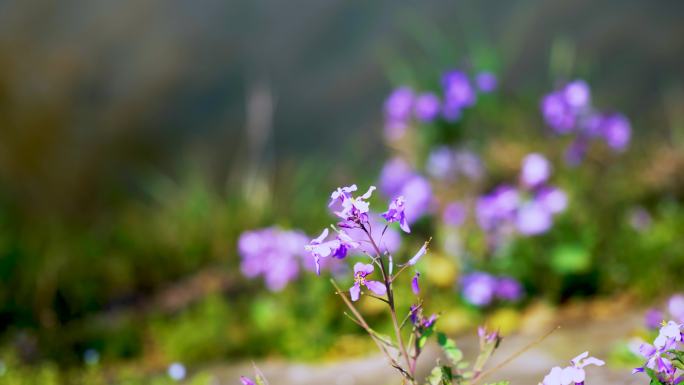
[0,0,682,384]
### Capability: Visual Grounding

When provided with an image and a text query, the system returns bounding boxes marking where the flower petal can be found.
[365,280,387,296]
[350,283,361,301]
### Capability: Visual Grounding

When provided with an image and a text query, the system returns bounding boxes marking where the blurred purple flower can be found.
[536,187,568,215]
[442,70,476,109]
[398,175,433,224]
[240,377,256,385]
[346,214,401,255]
[563,80,591,110]
[461,272,497,306]
[443,201,467,227]
[541,91,576,134]
[350,263,386,301]
[426,146,456,181]
[384,87,414,140]
[453,149,484,180]
[628,206,652,232]
[238,228,309,291]
[521,153,551,188]
[476,185,519,231]
[515,201,553,236]
[475,71,498,93]
[645,308,665,330]
[414,92,441,122]
[496,276,524,301]
[379,157,415,198]
[600,113,631,151]
[669,295,684,323]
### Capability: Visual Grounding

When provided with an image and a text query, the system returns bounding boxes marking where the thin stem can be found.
[331,279,403,371]
[361,224,414,383]
[471,326,561,385]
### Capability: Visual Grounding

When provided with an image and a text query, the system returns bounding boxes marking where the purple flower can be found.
[564,80,591,110]
[645,308,665,330]
[453,149,484,180]
[669,295,684,323]
[475,71,498,93]
[305,228,359,275]
[426,146,456,181]
[411,272,420,295]
[384,87,414,140]
[442,201,467,227]
[496,276,524,301]
[379,157,415,198]
[521,153,551,188]
[515,201,553,236]
[329,184,358,207]
[442,70,476,109]
[476,185,519,231]
[382,196,410,233]
[536,187,568,215]
[350,263,387,301]
[541,352,604,385]
[461,272,497,306]
[407,241,428,266]
[398,175,432,224]
[600,113,631,151]
[414,92,441,122]
[240,377,256,385]
[541,91,576,134]
[238,228,309,291]
[334,185,377,224]
[409,304,436,328]
[346,214,402,255]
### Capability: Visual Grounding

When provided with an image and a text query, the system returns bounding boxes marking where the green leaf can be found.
[426,365,453,385]
[419,322,436,349]
[437,332,463,365]
[550,244,590,274]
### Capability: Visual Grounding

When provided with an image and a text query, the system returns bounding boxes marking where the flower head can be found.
[540,352,604,385]
[382,196,410,233]
[411,272,420,295]
[414,92,441,122]
[305,228,359,275]
[349,263,387,301]
[521,153,551,188]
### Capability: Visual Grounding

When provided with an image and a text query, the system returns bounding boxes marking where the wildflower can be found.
[515,201,553,236]
[461,272,497,306]
[633,321,682,380]
[346,214,402,255]
[540,352,604,385]
[536,187,568,215]
[521,153,551,188]
[407,241,429,266]
[563,80,591,110]
[600,113,631,151]
[329,184,358,207]
[414,92,441,122]
[669,295,684,323]
[167,363,186,381]
[238,228,309,291]
[334,185,376,224]
[645,308,665,329]
[379,157,415,198]
[384,87,414,140]
[541,91,576,134]
[442,201,467,227]
[426,146,456,181]
[495,276,524,302]
[475,71,497,93]
[411,272,420,295]
[398,175,432,224]
[350,263,386,301]
[410,304,437,328]
[305,228,359,275]
[442,70,476,109]
[382,196,410,233]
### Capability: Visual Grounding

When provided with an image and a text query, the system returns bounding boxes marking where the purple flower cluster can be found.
[383,71,498,140]
[633,321,684,384]
[476,153,568,239]
[378,158,433,224]
[539,352,605,385]
[426,146,484,182]
[238,227,310,291]
[541,79,631,164]
[644,294,684,330]
[460,271,524,306]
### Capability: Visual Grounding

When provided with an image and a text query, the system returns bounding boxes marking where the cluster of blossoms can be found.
[541,79,631,165]
[539,352,605,385]
[383,70,497,140]
[645,294,684,330]
[477,153,568,241]
[633,321,684,384]
[460,271,524,307]
[237,228,312,291]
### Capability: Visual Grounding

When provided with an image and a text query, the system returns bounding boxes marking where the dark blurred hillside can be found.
[0,0,682,218]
